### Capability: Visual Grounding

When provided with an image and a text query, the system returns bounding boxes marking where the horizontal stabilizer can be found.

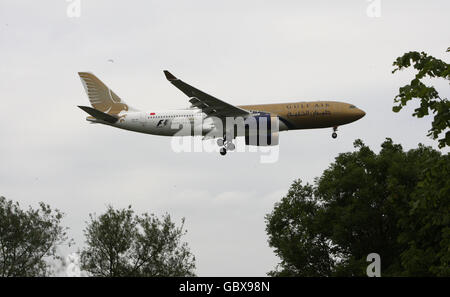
[78,106,119,124]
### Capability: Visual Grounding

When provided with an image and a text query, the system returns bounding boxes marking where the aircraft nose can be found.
[349,108,365,122]
[357,109,366,119]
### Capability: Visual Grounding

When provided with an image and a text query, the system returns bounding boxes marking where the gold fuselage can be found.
[238,101,365,130]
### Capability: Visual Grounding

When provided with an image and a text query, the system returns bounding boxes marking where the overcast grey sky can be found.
[0,0,449,276]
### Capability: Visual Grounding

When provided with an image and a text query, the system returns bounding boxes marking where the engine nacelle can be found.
[244,113,280,146]
[245,131,279,146]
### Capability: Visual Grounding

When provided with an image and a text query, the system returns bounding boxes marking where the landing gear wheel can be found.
[332,126,338,139]
[226,142,236,151]
[217,138,224,147]
[220,147,227,156]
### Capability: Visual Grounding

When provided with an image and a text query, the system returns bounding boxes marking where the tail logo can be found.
[118,114,127,123]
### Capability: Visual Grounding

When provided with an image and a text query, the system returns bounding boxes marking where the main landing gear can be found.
[332,126,338,139]
[217,136,235,156]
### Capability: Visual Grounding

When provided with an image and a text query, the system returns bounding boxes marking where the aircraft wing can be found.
[163,70,250,118]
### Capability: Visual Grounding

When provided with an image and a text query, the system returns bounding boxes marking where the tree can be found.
[392,48,449,148]
[80,205,196,277]
[264,182,334,277]
[0,196,68,276]
[265,139,449,276]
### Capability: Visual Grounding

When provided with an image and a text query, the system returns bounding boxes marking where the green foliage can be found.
[266,139,449,276]
[392,48,450,148]
[265,181,334,276]
[0,196,68,276]
[80,205,196,277]
[400,154,450,276]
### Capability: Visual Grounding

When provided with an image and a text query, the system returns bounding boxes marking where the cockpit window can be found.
[349,105,356,109]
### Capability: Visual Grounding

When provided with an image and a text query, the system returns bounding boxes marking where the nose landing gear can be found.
[332,126,338,139]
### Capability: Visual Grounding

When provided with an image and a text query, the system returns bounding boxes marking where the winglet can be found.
[163,70,177,81]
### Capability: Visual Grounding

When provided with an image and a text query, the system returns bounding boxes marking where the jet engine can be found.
[244,113,279,146]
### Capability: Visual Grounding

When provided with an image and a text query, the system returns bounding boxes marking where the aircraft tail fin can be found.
[78,72,136,115]
[78,106,119,124]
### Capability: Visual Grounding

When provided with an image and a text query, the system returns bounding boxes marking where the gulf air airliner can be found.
[78,71,365,155]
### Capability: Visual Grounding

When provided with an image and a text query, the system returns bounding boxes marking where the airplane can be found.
[78,71,366,156]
